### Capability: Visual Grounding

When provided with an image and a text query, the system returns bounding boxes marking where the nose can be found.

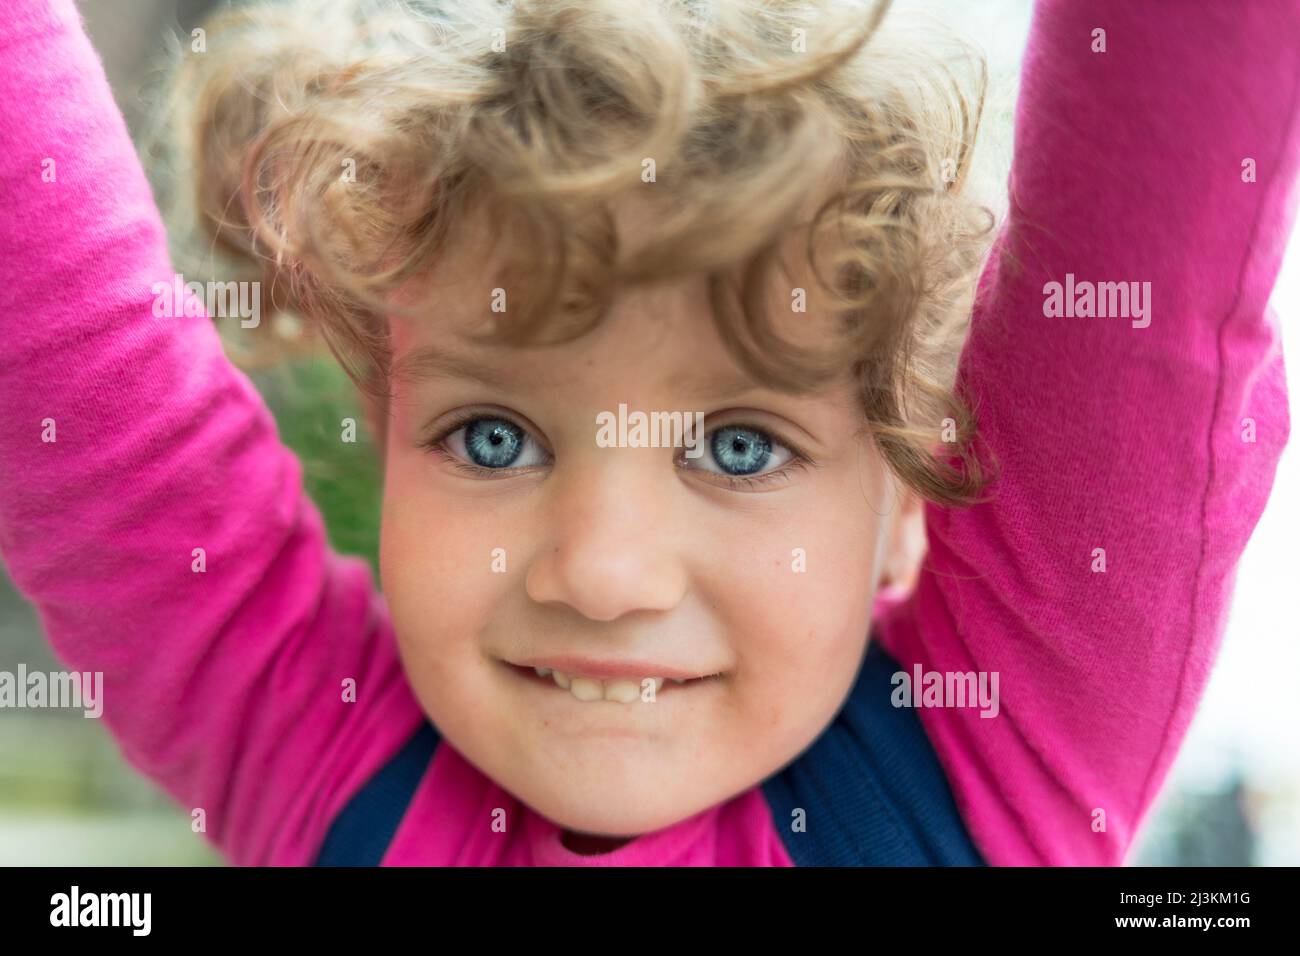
[524,456,689,623]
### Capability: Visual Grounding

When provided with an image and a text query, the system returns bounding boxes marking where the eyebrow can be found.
[391,343,772,403]
[680,373,768,403]
[391,345,517,392]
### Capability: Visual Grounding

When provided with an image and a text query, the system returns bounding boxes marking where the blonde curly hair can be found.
[151,0,994,505]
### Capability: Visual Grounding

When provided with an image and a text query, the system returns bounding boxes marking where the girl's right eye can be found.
[436,416,550,471]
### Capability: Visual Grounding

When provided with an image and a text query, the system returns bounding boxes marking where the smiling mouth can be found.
[504,662,722,704]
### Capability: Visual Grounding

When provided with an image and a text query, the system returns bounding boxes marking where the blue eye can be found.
[711,426,771,475]
[442,416,548,470]
[465,418,524,467]
[684,424,794,479]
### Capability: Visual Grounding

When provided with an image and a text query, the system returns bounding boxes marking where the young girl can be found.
[1,0,1295,866]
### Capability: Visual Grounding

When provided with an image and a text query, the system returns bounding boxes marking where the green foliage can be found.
[251,357,384,576]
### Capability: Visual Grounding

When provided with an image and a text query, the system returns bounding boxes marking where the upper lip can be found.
[508,656,714,682]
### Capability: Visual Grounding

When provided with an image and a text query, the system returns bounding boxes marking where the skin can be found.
[377,210,926,854]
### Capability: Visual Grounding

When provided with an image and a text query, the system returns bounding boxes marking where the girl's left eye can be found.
[439,416,549,470]
[681,424,796,479]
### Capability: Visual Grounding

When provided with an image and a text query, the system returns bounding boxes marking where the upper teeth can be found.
[534,667,684,703]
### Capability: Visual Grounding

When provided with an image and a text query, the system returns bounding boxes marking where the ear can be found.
[878,484,927,594]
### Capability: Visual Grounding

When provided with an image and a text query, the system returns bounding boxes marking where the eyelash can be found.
[421,410,544,481]
[697,459,811,491]
[421,411,815,490]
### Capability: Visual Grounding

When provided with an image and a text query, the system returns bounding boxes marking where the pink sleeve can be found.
[0,0,423,864]
[876,0,1299,865]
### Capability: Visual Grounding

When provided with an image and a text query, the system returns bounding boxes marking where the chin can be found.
[520,773,707,837]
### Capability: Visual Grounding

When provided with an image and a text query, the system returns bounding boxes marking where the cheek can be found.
[707,467,884,640]
[700,486,885,742]
[378,452,506,678]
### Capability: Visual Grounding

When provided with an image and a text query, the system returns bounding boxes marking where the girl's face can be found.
[379,229,912,839]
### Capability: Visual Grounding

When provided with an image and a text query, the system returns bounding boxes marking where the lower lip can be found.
[501,662,719,700]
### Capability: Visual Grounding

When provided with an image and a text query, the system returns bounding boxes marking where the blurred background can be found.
[0,0,1296,865]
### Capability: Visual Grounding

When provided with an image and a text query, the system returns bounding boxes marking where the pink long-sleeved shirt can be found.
[0,0,1295,866]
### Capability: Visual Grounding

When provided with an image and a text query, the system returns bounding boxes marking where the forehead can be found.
[390,275,754,405]
[387,198,852,400]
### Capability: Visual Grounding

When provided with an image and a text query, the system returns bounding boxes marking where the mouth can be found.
[501,661,724,705]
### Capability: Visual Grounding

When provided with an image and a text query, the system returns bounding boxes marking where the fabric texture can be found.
[0,0,1294,865]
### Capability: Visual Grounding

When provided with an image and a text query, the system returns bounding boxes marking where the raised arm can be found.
[0,0,423,864]
[877,0,1299,865]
